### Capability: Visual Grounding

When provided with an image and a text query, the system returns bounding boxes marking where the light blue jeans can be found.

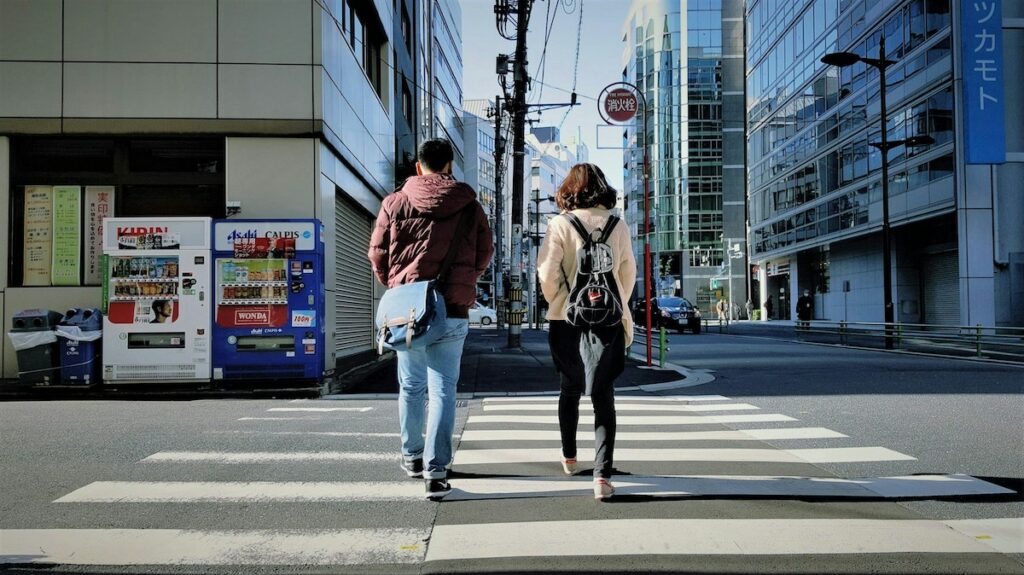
[397,318,469,479]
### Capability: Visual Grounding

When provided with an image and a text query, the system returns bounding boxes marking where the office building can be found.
[0,0,398,379]
[621,0,747,313]
[746,0,1023,326]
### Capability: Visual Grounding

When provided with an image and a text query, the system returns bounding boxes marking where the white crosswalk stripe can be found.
[482,402,760,412]
[452,446,915,466]
[468,413,796,425]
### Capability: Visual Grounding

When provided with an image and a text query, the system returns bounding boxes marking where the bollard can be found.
[659,326,667,368]
[976,324,983,357]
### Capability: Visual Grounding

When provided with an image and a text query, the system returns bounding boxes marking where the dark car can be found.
[633,297,702,334]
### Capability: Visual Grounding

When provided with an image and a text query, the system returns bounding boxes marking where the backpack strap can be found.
[562,213,592,247]
[597,215,621,244]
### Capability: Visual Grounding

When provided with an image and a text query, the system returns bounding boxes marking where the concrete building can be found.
[746,0,1023,326]
[0,0,399,379]
[462,100,499,300]
[621,0,747,314]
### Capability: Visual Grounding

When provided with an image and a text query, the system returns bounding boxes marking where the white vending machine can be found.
[102,217,212,383]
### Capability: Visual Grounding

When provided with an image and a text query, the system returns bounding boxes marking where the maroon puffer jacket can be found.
[368,174,494,318]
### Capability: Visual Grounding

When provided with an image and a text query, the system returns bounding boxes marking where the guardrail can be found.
[795,320,1024,361]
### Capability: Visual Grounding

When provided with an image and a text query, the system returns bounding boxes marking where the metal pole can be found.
[507,0,532,348]
[643,93,653,366]
[878,36,895,350]
[493,95,506,329]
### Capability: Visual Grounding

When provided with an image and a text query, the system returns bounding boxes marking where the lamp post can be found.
[822,37,934,349]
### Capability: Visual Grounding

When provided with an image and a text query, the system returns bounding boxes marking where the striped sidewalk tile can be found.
[481,402,760,412]
[458,427,848,442]
[466,413,797,426]
[482,395,733,402]
[54,481,424,503]
[0,528,428,565]
[452,446,915,466]
[423,518,1017,561]
[441,474,1013,501]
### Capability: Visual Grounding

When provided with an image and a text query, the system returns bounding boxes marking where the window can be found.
[402,80,413,125]
[401,5,412,54]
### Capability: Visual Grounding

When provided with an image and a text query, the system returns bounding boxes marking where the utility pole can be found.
[506,0,532,348]
[491,95,506,328]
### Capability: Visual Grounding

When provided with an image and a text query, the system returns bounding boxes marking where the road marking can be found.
[267,407,374,413]
[944,518,1024,554]
[140,451,394,464]
[482,403,759,413]
[0,528,428,565]
[466,413,797,426]
[482,395,732,402]
[424,519,995,560]
[54,481,423,502]
[208,431,402,438]
[237,417,326,421]
[459,427,847,442]
[453,446,914,466]
[442,474,1013,501]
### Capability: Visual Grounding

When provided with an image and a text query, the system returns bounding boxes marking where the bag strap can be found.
[597,215,620,244]
[562,213,592,247]
[436,205,476,287]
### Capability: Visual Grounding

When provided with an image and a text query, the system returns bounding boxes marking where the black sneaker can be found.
[400,458,424,478]
[425,478,452,500]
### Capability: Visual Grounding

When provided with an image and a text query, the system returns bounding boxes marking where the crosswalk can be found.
[2,394,1021,572]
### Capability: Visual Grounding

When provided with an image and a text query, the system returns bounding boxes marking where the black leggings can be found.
[548,320,624,479]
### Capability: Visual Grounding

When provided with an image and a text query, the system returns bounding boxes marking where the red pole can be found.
[642,100,652,367]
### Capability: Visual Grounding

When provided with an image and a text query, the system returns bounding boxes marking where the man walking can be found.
[368,139,493,499]
[797,289,814,329]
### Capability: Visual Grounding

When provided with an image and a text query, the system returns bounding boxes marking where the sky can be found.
[461,0,631,189]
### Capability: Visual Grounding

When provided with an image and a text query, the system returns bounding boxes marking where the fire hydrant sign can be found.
[603,88,639,123]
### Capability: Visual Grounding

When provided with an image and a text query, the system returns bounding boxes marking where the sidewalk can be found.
[340,326,681,395]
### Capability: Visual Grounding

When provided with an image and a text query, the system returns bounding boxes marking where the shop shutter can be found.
[922,251,960,326]
[335,197,374,356]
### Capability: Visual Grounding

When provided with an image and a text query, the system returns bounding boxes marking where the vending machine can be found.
[102,217,212,382]
[211,219,326,382]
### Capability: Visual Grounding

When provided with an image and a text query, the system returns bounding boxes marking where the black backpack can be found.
[562,213,623,328]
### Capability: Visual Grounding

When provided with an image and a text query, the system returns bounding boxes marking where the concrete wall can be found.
[225,138,318,218]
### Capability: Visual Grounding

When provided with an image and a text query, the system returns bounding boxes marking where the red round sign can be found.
[603,88,639,123]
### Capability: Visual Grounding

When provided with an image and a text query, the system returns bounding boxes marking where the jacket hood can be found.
[401,174,477,218]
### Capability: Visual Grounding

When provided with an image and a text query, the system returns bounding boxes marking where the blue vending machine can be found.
[211,219,326,382]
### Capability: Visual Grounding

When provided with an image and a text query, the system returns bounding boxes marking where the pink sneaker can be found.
[594,478,615,500]
[561,457,578,476]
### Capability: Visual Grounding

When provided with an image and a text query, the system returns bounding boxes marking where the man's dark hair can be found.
[417,139,454,173]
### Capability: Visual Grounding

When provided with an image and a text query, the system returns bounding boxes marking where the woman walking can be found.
[537,163,637,500]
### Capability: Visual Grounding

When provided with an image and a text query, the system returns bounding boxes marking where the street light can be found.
[822,37,932,349]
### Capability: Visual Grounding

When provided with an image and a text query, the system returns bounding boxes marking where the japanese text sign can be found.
[962,0,1005,164]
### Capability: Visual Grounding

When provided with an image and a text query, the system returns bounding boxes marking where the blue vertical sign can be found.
[962,0,1006,164]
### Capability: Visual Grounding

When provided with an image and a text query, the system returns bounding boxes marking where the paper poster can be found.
[51,186,82,286]
[85,186,114,285]
[22,186,53,286]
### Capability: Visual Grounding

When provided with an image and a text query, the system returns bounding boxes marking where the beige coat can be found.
[537,207,637,345]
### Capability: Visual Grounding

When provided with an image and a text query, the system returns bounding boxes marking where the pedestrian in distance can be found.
[368,138,494,500]
[716,298,727,321]
[745,298,753,320]
[765,295,774,320]
[537,163,637,501]
[797,289,814,330]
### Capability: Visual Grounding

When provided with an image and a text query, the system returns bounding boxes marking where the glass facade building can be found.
[747,0,1024,326]
[622,0,746,312]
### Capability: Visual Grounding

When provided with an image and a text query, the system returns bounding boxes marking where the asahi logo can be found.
[235,310,270,325]
[227,229,300,241]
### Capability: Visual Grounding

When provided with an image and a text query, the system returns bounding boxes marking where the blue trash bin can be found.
[56,308,103,386]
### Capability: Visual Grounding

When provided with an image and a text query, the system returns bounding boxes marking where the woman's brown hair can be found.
[555,163,618,212]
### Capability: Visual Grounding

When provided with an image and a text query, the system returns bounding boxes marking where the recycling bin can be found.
[8,309,64,386]
[56,308,103,386]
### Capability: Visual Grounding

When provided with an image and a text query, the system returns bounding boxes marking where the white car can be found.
[468,302,497,326]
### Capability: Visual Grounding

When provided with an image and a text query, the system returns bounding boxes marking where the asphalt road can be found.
[1,329,1022,574]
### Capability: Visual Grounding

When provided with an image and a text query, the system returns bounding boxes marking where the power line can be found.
[556,0,584,132]
[529,0,559,106]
